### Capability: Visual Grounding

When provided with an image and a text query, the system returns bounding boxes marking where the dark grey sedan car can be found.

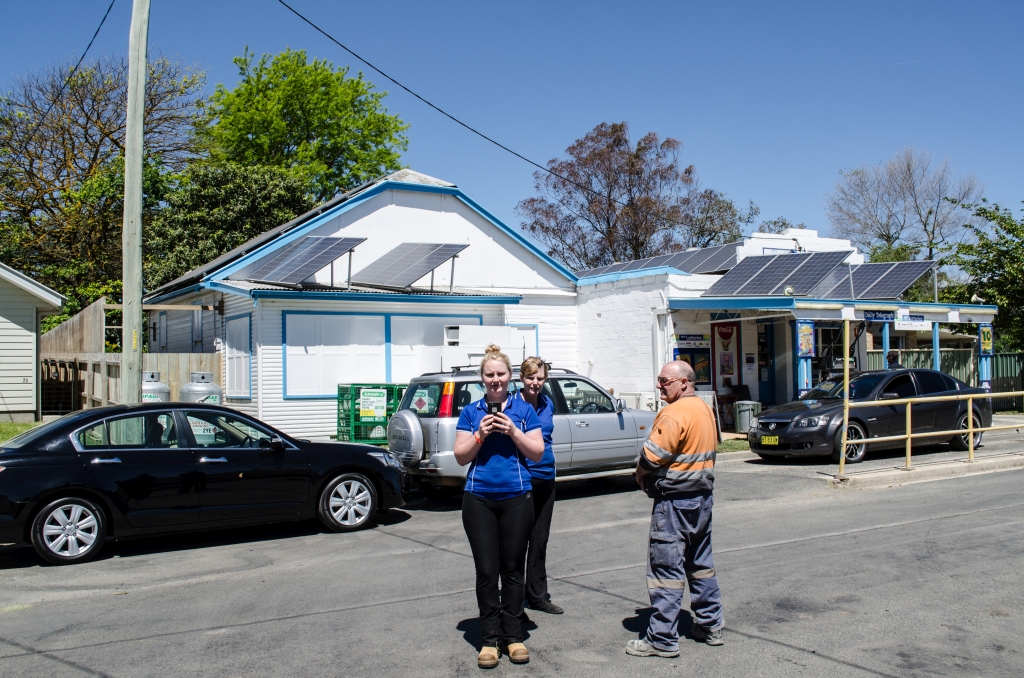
[748,369,992,463]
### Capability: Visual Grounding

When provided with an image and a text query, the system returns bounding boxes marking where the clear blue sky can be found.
[4,0,1022,237]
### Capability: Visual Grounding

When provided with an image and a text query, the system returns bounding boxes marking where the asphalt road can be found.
[2,440,1024,677]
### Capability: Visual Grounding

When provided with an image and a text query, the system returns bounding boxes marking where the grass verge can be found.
[717,438,750,453]
[0,422,39,444]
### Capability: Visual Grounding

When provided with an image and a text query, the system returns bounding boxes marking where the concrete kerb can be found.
[827,452,1024,489]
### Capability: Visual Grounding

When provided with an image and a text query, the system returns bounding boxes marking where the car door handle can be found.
[199,456,228,464]
[575,421,589,427]
[91,457,121,465]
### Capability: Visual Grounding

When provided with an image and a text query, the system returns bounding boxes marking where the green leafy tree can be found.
[199,48,408,202]
[146,163,315,289]
[948,201,1024,350]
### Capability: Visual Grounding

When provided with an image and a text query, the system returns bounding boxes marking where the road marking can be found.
[0,604,31,613]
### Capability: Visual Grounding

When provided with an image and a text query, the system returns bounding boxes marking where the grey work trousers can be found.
[643,492,724,651]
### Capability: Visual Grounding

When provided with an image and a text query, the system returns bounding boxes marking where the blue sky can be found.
[4,1,1022,238]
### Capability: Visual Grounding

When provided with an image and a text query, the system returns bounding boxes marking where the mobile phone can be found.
[487,401,502,415]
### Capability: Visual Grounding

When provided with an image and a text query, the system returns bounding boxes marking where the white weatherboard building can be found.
[0,263,65,422]
[146,169,998,438]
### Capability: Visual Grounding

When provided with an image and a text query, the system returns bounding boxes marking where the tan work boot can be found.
[477,646,501,669]
[507,642,530,664]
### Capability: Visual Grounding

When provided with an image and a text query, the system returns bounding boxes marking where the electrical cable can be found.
[275,0,693,237]
[26,0,117,141]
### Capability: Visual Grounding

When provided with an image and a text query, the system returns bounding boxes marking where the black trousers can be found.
[525,478,556,605]
[462,491,534,646]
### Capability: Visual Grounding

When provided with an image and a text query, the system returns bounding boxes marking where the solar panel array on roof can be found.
[809,260,935,299]
[247,236,366,285]
[701,250,854,297]
[574,242,741,278]
[351,242,469,288]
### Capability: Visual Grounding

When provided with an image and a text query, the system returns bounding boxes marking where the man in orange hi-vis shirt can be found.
[626,361,724,659]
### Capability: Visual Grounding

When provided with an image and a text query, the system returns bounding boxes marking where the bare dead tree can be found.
[826,146,982,259]
[515,122,698,271]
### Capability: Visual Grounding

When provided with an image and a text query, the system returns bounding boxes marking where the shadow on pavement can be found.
[456,616,534,651]
[744,441,965,466]
[623,606,698,641]
[403,474,641,513]
[0,510,412,570]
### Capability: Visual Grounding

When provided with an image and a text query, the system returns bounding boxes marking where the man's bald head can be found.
[657,360,697,403]
[665,360,696,382]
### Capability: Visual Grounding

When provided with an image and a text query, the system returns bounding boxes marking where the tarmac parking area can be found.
[2,442,1024,677]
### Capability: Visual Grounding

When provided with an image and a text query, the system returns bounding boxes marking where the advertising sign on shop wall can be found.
[796,321,815,358]
[979,324,993,355]
[715,324,737,378]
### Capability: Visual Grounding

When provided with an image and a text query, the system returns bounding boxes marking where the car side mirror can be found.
[880,392,900,400]
[269,435,285,452]
[616,398,626,412]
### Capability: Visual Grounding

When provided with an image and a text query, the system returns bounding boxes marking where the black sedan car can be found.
[0,403,406,565]
[748,369,992,464]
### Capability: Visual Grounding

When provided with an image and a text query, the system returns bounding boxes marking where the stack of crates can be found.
[337,384,407,446]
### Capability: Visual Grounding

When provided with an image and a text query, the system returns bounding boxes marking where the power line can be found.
[275,0,694,236]
[27,0,117,140]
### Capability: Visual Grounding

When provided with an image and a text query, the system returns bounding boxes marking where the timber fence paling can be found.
[40,352,222,409]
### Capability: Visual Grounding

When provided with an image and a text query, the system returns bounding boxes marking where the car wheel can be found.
[318,473,378,532]
[830,422,868,464]
[950,411,983,451]
[30,497,106,565]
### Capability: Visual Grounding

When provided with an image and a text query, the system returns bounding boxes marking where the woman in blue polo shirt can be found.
[455,344,544,668]
[515,356,563,616]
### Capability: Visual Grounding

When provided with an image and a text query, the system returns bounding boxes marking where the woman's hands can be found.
[455,410,544,466]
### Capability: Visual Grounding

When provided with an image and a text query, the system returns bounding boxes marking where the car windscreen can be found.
[399,382,486,418]
[801,373,887,401]
[0,410,96,450]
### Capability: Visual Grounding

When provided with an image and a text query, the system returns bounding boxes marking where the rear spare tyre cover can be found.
[388,409,424,467]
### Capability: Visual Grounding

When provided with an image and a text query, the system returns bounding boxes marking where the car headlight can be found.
[794,415,830,428]
[369,450,403,469]
[749,416,759,430]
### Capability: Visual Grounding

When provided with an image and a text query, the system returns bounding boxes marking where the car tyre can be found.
[30,497,106,565]
[830,421,868,464]
[950,411,983,451]
[318,473,378,532]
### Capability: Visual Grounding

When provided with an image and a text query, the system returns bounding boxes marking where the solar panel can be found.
[576,264,613,278]
[702,255,777,296]
[736,253,810,295]
[691,242,741,274]
[619,257,656,272]
[771,250,851,295]
[247,237,365,285]
[807,263,857,298]
[351,243,469,288]
[678,247,721,274]
[663,250,700,271]
[862,260,935,299]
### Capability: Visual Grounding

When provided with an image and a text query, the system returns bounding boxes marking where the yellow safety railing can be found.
[837,318,1021,478]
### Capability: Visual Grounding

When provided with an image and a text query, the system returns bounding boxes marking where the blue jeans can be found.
[643,492,723,651]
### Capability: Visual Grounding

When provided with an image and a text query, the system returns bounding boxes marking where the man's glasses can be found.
[657,376,686,385]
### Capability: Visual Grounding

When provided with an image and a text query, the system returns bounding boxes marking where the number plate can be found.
[760,435,779,445]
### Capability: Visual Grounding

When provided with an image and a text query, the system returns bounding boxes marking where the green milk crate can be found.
[337,384,407,446]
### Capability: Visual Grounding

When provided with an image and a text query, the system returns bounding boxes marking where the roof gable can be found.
[0,263,64,308]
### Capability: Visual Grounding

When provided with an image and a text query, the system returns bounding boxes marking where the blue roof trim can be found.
[208,180,576,284]
[250,290,521,305]
[577,266,689,286]
[671,297,797,310]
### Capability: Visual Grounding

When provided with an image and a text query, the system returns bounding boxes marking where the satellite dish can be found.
[784,286,795,296]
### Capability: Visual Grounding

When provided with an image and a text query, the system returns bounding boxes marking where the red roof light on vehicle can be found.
[437,382,455,418]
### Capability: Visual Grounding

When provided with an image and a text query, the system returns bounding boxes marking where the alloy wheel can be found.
[41,503,100,559]
[328,479,373,527]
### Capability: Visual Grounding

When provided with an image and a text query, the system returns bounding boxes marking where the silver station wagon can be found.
[387,368,656,491]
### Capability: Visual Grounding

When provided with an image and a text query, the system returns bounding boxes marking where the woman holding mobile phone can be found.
[455,344,545,668]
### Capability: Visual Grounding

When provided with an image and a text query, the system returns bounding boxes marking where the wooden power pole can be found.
[121,0,151,405]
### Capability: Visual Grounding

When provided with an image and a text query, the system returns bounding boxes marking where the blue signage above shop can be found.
[864,310,896,321]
